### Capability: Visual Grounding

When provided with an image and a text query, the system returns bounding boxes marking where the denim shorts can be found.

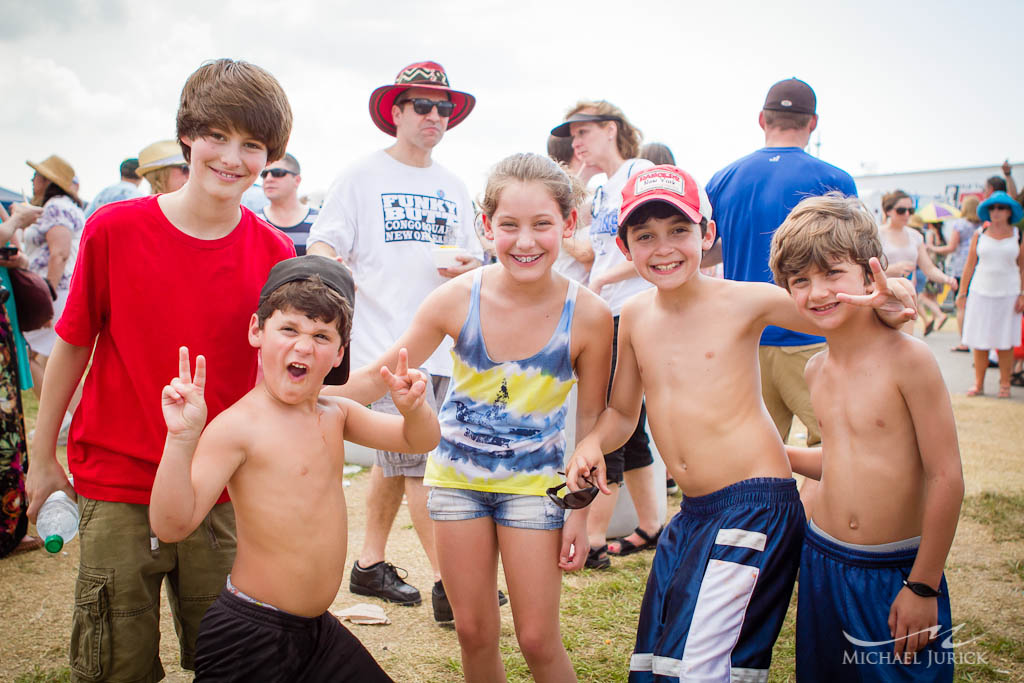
[427,486,565,530]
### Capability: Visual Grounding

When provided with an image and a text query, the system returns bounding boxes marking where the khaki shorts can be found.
[758,343,824,447]
[70,496,236,683]
[373,373,449,477]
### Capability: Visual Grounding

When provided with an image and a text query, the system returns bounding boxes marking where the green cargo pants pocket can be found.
[70,567,113,681]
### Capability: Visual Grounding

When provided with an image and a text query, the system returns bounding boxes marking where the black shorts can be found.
[605,315,653,484]
[195,588,393,682]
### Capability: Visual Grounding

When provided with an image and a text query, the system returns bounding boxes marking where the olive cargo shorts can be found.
[70,496,236,683]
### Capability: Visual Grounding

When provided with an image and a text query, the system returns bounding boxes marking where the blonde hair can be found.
[142,167,174,194]
[480,153,585,220]
[770,192,885,290]
[960,195,980,223]
[565,100,642,160]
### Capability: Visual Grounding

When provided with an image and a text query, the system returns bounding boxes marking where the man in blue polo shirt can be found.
[706,78,856,512]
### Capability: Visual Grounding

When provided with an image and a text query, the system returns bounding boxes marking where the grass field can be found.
[2,392,1022,682]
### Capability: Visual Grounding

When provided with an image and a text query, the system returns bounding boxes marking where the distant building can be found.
[855,162,1023,222]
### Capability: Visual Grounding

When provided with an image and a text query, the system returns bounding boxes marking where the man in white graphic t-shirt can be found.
[308,61,485,622]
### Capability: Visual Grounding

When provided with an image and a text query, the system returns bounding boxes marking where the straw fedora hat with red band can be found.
[368,61,476,137]
[26,155,80,204]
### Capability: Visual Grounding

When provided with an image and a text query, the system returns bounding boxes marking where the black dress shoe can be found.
[432,580,508,623]
[350,561,422,606]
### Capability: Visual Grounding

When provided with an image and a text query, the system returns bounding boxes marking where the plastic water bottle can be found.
[36,490,79,553]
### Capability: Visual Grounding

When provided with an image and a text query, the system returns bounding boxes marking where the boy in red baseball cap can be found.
[567,166,919,681]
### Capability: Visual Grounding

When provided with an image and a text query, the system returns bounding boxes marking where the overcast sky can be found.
[2,0,1022,204]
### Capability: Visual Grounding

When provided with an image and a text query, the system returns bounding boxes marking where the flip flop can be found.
[950,345,970,353]
[998,384,1011,399]
[608,526,663,556]
[966,386,984,397]
[924,318,935,336]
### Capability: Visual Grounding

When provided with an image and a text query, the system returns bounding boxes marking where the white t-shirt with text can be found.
[308,150,482,378]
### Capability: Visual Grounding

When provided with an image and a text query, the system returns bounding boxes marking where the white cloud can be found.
[1,0,1022,202]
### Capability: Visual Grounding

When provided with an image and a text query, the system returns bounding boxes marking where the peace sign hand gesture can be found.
[836,257,918,322]
[162,346,208,442]
[380,348,428,416]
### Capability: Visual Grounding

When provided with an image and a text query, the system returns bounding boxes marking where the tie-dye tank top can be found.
[424,269,578,496]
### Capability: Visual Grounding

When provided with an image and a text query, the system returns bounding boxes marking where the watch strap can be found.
[903,579,941,597]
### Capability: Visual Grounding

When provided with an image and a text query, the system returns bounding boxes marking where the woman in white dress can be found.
[878,190,957,335]
[957,191,1024,398]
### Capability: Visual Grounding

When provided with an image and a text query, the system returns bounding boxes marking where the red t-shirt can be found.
[57,196,295,504]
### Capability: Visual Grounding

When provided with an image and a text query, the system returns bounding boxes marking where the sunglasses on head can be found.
[260,168,296,179]
[546,468,599,510]
[397,98,455,117]
[893,207,914,215]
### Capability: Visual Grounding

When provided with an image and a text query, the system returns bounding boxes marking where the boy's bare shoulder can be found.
[697,277,780,308]
[887,330,944,383]
[804,347,829,381]
[199,389,261,448]
[317,394,361,417]
[619,286,658,320]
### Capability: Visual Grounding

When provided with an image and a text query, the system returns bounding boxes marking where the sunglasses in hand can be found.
[546,467,599,510]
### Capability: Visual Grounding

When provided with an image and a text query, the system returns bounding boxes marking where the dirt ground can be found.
[2,328,1022,681]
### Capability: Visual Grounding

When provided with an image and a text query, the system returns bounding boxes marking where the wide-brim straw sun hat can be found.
[368,61,475,137]
[978,191,1024,224]
[137,140,186,177]
[26,155,80,204]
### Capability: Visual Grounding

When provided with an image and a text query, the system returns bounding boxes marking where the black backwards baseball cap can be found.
[550,112,622,138]
[259,256,356,385]
[763,78,816,115]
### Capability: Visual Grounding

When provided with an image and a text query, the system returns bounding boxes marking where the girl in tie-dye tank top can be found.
[336,153,614,681]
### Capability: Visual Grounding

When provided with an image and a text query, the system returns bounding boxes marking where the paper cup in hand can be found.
[432,245,469,269]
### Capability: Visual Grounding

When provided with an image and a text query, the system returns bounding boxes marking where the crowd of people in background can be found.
[0,56,1019,683]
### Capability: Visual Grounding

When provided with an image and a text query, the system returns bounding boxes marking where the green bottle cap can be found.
[44,535,64,553]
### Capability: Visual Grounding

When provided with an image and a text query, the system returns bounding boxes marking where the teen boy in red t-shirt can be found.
[26,59,296,682]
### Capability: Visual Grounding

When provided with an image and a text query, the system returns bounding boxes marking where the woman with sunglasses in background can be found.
[878,190,957,334]
[957,191,1024,398]
[550,100,663,568]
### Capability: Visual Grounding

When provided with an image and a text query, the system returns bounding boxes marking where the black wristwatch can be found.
[903,579,941,598]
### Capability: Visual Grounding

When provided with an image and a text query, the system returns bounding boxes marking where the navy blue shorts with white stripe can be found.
[630,477,804,683]
[796,520,953,682]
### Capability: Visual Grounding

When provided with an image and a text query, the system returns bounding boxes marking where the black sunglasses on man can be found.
[397,97,455,118]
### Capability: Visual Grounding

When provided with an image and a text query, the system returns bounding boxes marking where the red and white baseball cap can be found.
[618,165,712,228]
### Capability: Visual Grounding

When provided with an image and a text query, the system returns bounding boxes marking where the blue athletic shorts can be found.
[796,520,953,682]
[630,477,804,682]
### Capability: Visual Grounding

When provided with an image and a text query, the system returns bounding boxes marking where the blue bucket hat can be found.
[978,191,1023,224]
